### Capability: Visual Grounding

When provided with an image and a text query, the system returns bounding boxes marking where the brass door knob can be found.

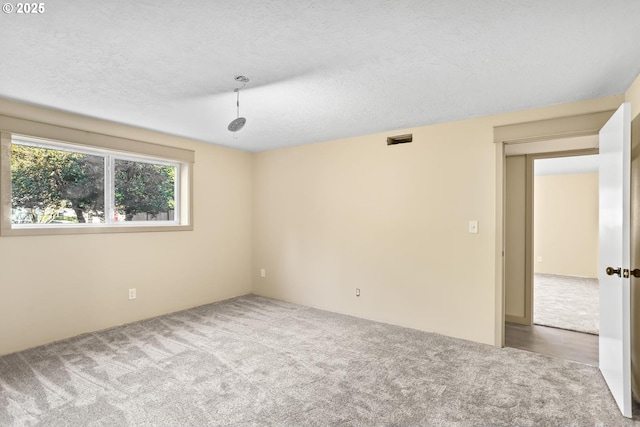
[606,266,622,277]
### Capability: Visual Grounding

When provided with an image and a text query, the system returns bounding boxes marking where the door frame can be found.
[494,110,616,347]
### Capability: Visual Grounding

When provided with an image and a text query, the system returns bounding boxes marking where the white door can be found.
[599,102,632,418]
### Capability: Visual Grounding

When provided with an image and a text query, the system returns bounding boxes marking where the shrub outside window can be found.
[114,159,176,223]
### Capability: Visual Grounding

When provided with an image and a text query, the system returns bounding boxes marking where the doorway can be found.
[503,140,600,365]
[496,105,637,417]
[532,155,600,336]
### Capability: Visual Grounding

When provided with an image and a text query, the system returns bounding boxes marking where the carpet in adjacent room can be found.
[534,273,599,335]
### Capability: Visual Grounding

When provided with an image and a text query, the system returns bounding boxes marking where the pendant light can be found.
[228,75,249,132]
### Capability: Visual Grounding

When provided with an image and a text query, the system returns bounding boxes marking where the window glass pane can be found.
[11,143,105,224]
[114,159,176,222]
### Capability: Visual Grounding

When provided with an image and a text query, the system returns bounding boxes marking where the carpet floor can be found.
[1,294,636,426]
[534,273,599,335]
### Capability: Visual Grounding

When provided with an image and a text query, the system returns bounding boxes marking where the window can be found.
[11,141,107,225]
[113,158,177,223]
[1,116,193,236]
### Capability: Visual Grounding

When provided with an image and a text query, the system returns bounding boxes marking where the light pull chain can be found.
[236,88,240,118]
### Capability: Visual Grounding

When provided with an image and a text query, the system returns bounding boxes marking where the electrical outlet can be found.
[356,288,360,297]
[260,268,266,278]
[537,256,543,263]
[128,288,137,300]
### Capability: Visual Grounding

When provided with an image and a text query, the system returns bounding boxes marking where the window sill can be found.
[1,224,193,237]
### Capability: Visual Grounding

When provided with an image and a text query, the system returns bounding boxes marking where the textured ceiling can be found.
[1,1,640,152]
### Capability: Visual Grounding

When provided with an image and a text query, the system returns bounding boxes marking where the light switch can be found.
[468,220,479,234]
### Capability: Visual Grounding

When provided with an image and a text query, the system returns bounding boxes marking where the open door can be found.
[599,102,632,418]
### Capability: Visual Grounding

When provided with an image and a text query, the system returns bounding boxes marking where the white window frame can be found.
[0,115,194,236]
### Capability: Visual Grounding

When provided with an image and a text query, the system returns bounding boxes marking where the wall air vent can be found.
[387,134,413,146]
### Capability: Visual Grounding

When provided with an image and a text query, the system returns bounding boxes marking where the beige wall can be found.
[627,73,640,120]
[0,85,632,354]
[252,95,623,346]
[0,100,253,355]
[533,172,599,277]
[504,156,527,320]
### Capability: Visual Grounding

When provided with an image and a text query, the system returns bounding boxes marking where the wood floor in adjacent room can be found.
[505,322,598,367]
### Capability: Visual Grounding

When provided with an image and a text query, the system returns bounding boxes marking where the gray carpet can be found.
[1,294,636,426]
[534,273,599,335]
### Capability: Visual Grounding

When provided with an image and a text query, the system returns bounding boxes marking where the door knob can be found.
[631,269,640,278]
[606,266,622,277]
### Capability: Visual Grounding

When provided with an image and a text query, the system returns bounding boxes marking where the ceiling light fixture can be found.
[228,75,249,132]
